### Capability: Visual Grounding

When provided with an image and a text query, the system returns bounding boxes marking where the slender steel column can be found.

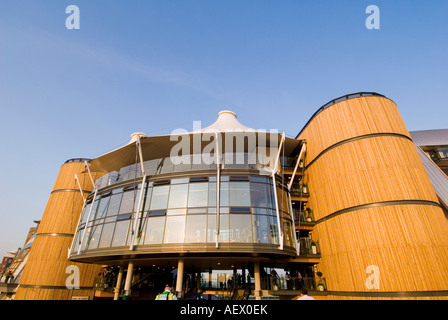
[114,266,124,300]
[254,262,262,300]
[123,261,134,299]
[176,259,185,299]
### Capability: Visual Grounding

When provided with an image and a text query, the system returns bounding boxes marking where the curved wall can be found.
[298,94,448,299]
[15,160,104,300]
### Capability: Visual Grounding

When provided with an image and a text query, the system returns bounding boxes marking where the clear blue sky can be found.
[1,0,447,257]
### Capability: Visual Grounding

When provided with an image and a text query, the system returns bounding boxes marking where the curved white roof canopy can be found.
[199,110,253,132]
[88,110,302,173]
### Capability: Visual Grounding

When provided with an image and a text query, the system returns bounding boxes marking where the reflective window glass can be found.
[107,193,122,216]
[164,216,186,243]
[185,215,207,243]
[229,182,250,206]
[72,230,82,252]
[87,224,102,249]
[81,202,92,224]
[268,215,279,244]
[220,182,229,207]
[219,214,229,242]
[96,196,110,219]
[112,220,130,247]
[208,182,216,207]
[250,182,268,208]
[168,184,188,208]
[167,209,186,215]
[144,217,165,244]
[119,191,136,214]
[283,220,294,247]
[188,182,208,207]
[229,214,252,243]
[253,214,270,244]
[207,215,216,243]
[98,223,115,248]
[150,185,169,210]
[143,187,152,212]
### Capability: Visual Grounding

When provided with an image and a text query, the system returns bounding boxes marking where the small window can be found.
[230,207,251,214]
[123,184,139,192]
[117,214,132,221]
[153,180,170,186]
[190,177,209,183]
[148,210,166,216]
[229,176,249,181]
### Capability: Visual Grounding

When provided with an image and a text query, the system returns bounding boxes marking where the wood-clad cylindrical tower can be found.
[297,93,448,299]
[15,159,104,300]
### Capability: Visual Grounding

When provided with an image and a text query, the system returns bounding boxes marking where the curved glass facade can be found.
[71,173,296,255]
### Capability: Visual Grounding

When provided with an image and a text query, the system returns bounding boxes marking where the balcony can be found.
[293,209,315,230]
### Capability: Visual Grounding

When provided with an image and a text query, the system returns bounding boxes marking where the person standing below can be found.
[296,288,315,300]
[155,284,178,300]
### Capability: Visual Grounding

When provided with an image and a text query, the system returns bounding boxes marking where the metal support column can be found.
[114,266,124,300]
[254,262,262,300]
[176,259,185,299]
[123,261,134,300]
[272,132,285,250]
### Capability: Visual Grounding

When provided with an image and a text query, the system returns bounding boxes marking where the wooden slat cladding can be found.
[314,205,448,293]
[305,136,440,222]
[15,162,104,300]
[299,96,410,162]
[297,95,448,299]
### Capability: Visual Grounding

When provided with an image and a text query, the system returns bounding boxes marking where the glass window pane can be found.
[96,196,110,219]
[253,214,270,244]
[283,220,294,247]
[87,224,103,249]
[220,182,229,207]
[144,217,165,244]
[229,182,250,206]
[250,182,268,208]
[119,191,136,214]
[185,215,207,243]
[80,227,91,251]
[219,214,230,242]
[98,223,115,248]
[81,202,92,224]
[164,216,186,243]
[112,220,130,247]
[107,193,122,216]
[171,178,189,184]
[188,182,208,207]
[207,215,216,243]
[208,182,216,207]
[150,185,169,210]
[168,184,188,208]
[167,208,186,215]
[72,229,82,252]
[143,187,152,212]
[229,214,252,243]
[268,215,279,245]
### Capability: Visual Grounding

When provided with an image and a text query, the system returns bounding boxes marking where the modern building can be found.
[0,222,39,300]
[14,92,448,300]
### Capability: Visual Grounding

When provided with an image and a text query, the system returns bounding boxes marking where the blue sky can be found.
[0,0,447,257]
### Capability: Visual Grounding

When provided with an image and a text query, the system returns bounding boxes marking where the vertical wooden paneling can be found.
[298,95,448,299]
[15,161,104,300]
